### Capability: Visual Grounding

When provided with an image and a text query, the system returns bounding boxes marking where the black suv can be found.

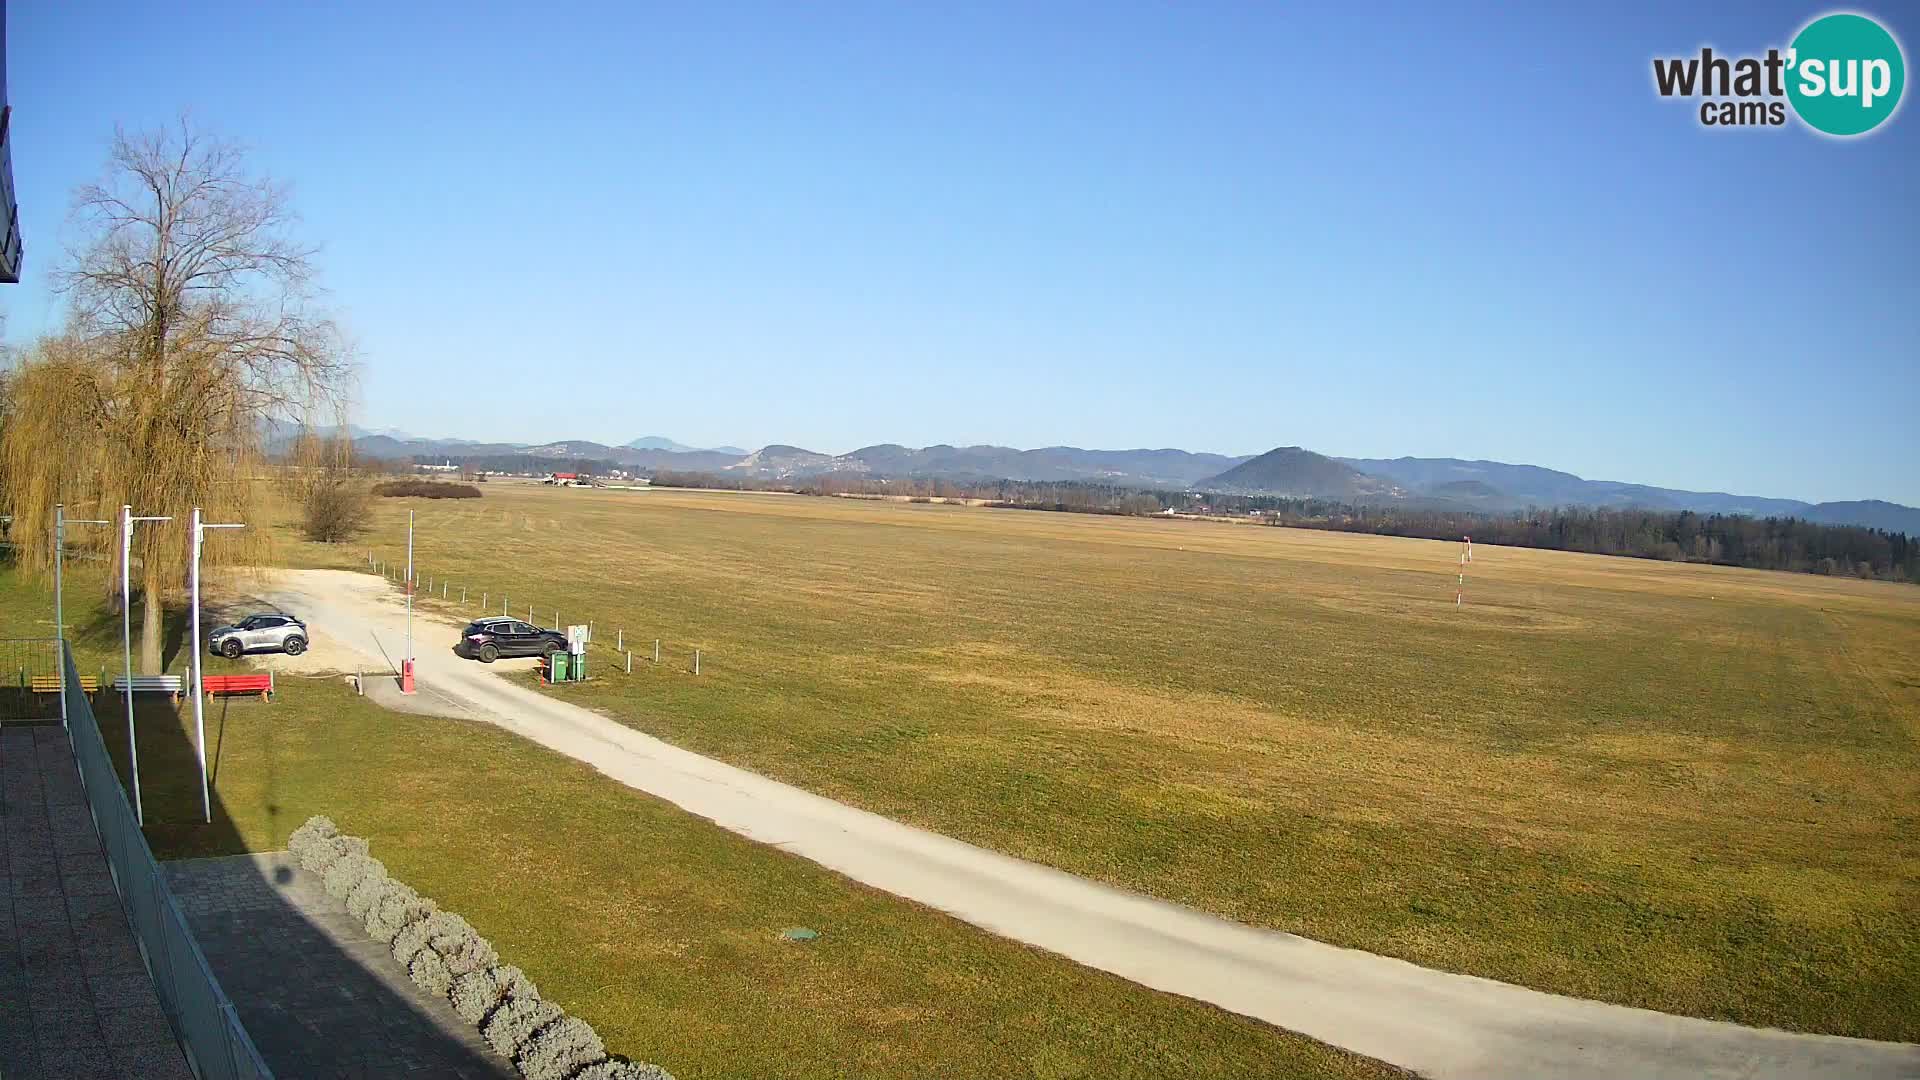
[458,617,567,663]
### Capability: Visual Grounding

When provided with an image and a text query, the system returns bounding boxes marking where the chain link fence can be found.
[0,637,64,722]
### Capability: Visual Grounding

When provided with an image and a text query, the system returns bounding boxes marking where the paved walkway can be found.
[164,851,515,1080]
[0,723,192,1080]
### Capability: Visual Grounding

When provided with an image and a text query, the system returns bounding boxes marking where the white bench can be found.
[110,674,184,703]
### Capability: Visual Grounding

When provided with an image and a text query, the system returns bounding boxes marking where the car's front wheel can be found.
[541,643,563,660]
[221,639,243,659]
[283,636,306,656]
[478,642,499,663]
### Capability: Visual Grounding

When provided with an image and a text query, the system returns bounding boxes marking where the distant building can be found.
[415,459,460,472]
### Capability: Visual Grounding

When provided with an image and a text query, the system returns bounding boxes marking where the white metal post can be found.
[121,506,131,805]
[54,505,64,729]
[53,504,63,660]
[120,506,172,827]
[190,509,245,824]
[189,509,201,822]
[55,510,113,731]
[404,510,415,693]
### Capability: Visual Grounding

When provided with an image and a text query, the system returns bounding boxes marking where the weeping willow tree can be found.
[0,119,349,670]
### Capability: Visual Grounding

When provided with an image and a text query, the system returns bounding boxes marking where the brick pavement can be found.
[0,722,193,1080]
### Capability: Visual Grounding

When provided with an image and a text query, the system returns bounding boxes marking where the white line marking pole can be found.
[55,508,113,732]
[121,506,173,827]
[190,508,246,823]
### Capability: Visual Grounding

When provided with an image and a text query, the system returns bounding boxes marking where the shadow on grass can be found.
[86,670,513,1076]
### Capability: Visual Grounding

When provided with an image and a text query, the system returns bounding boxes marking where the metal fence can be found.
[0,637,63,722]
[60,643,275,1080]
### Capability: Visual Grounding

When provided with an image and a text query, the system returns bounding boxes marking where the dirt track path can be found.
[260,568,1920,1080]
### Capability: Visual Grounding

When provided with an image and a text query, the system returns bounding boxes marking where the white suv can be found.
[208,613,309,658]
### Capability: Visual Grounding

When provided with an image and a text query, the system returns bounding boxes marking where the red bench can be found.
[203,672,275,702]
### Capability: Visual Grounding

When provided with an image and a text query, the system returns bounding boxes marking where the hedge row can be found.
[289,816,674,1080]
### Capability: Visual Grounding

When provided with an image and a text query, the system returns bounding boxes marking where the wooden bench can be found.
[29,675,100,698]
[110,675,184,703]
[203,672,275,702]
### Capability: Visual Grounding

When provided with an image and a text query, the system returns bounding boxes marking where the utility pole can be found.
[189,508,245,824]
[121,506,172,826]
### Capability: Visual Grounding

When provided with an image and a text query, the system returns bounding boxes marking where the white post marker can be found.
[53,506,113,730]
[120,505,172,827]
[403,510,416,694]
[190,508,246,824]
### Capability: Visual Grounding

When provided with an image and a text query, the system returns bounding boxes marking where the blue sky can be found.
[6,2,1916,504]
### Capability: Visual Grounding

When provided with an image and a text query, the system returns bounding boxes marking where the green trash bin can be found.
[548,652,569,683]
[572,652,587,681]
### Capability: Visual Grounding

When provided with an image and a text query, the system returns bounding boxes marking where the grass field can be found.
[0,566,1399,1080]
[285,482,1920,1041]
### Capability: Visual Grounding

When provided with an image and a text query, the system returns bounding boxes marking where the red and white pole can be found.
[401,510,417,694]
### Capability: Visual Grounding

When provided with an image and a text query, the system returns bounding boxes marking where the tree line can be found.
[651,472,1920,582]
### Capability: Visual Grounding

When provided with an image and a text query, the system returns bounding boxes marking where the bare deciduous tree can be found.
[1,118,351,670]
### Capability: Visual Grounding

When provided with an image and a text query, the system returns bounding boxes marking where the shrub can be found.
[515,1015,605,1080]
[303,476,373,542]
[373,479,482,499]
[323,854,385,902]
[574,1061,677,1080]
[299,833,368,875]
[296,818,671,1078]
[396,910,473,967]
[345,871,389,922]
[287,816,338,861]
[450,965,537,1026]
[391,919,434,966]
[420,911,477,955]
[409,948,454,998]
[482,996,562,1059]
[365,881,436,944]
[438,932,499,980]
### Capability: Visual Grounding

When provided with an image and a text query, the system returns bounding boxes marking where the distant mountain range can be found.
[310,428,1920,536]
[625,435,749,455]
